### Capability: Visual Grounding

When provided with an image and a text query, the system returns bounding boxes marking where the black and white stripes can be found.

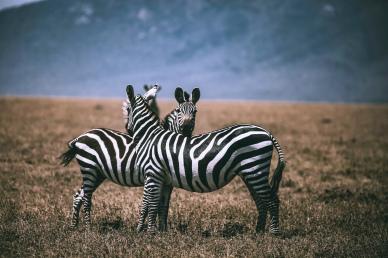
[60,86,200,228]
[162,87,200,137]
[124,85,286,234]
[61,84,286,236]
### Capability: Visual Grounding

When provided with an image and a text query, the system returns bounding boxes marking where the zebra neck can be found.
[162,110,177,131]
[133,96,161,146]
[133,119,160,145]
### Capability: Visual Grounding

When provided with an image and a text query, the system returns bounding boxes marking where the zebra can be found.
[162,87,200,136]
[124,85,286,235]
[60,86,200,229]
[143,84,162,117]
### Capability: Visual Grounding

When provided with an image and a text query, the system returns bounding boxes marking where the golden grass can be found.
[0,97,387,257]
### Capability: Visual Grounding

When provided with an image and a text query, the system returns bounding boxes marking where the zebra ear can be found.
[183,91,190,102]
[126,85,135,104]
[192,88,200,104]
[143,84,150,91]
[175,87,185,104]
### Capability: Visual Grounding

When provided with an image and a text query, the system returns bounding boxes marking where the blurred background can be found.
[0,0,387,102]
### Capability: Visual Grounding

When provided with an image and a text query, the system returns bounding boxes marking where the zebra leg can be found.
[147,183,163,234]
[138,174,163,234]
[256,200,268,233]
[71,187,84,228]
[267,192,280,235]
[136,194,149,233]
[243,167,281,235]
[158,185,173,232]
[240,174,268,233]
[255,185,280,235]
[80,172,104,228]
[82,193,93,228]
[137,176,152,233]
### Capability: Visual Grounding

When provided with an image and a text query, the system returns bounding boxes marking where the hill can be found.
[1,0,388,102]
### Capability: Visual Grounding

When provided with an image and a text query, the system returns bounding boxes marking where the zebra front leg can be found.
[158,185,173,232]
[139,174,163,234]
[71,187,84,228]
[146,185,163,234]
[136,194,149,233]
[137,175,153,233]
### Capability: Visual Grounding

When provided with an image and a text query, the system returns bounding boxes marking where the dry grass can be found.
[0,97,387,257]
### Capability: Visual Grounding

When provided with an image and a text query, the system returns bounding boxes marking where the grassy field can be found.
[0,97,387,257]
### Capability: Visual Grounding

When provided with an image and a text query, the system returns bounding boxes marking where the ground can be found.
[0,97,387,257]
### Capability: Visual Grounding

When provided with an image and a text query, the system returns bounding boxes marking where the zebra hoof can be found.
[136,225,146,233]
[147,226,157,235]
[158,227,167,232]
[84,221,92,230]
[70,223,78,229]
[269,229,281,236]
[255,225,265,234]
[255,229,265,235]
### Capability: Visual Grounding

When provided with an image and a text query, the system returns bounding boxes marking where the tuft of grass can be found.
[0,97,387,257]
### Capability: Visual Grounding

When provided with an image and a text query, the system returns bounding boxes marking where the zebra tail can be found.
[269,133,286,194]
[59,141,77,167]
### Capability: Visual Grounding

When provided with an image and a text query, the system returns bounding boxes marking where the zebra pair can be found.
[60,86,200,229]
[125,85,286,235]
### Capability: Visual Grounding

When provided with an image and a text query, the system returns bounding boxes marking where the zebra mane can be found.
[123,85,161,132]
[161,109,175,130]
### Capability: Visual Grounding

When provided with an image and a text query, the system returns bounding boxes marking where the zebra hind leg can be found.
[158,185,173,232]
[254,186,281,235]
[71,187,84,228]
[80,173,103,228]
[240,174,268,233]
[82,193,93,228]
[240,167,281,235]
[267,192,280,235]
[256,200,268,233]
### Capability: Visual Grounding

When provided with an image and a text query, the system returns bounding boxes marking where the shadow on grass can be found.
[219,222,247,238]
[317,187,380,204]
[97,217,125,233]
[278,227,306,239]
[0,199,21,256]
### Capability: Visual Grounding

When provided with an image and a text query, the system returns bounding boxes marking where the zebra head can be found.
[143,84,161,116]
[168,87,200,137]
[123,85,161,133]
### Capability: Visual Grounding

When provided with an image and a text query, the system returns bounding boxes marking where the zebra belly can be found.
[111,167,144,187]
[172,169,237,193]
[75,154,144,187]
